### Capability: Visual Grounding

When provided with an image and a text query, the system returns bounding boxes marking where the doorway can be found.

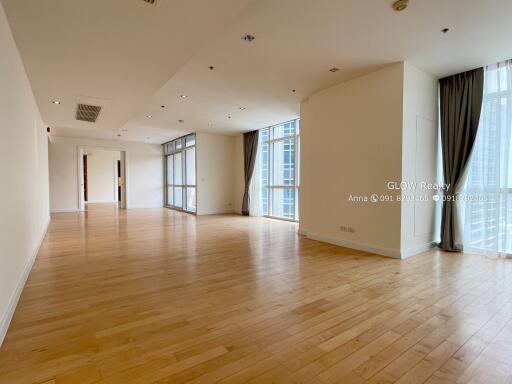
[78,147,127,211]
[117,160,121,202]
[83,154,88,202]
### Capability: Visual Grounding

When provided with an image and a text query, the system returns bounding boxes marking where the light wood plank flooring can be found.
[1,203,512,383]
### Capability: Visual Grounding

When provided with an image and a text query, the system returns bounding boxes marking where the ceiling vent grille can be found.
[76,104,102,123]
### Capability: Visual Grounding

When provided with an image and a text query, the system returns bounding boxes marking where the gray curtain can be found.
[242,130,259,216]
[439,67,484,251]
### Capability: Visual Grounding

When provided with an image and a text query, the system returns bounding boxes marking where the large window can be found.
[258,119,300,221]
[463,60,512,255]
[163,134,196,213]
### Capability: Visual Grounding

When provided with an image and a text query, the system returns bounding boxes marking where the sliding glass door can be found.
[260,119,300,221]
[163,134,196,213]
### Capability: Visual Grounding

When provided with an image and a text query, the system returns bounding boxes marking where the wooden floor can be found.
[1,204,512,384]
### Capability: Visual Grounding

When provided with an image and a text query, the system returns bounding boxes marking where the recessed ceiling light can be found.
[147,115,152,118]
[441,28,450,34]
[242,34,255,42]
[180,94,188,98]
[239,107,246,110]
[392,0,408,11]
[51,100,61,105]
[329,67,340,73]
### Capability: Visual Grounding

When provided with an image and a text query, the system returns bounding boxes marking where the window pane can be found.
[261,187,269,216]
[272,138,294,186]
[185,147,195,185]
[167,186,173,206]
[272,188,295,219]
[174,187,183,208]
[295,188,299,220]
[273,121,295,139]
[174,152,182,185]
[163,134,196,212]
[186,135,196,147]
[260,128,269,142]
[166,155,174,185]
[260,139,269,186]
[296,135,300,186]
[186,187,196,212]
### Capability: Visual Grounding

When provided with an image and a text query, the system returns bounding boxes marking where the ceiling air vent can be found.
[76,104,102,123]
[141,0,160,6]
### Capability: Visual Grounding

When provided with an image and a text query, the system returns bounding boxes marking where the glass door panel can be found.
[186,187,196,211]
[185,147,195,185]
[174,187,183,208]
[167,186,174,206]
[174,153,182,185]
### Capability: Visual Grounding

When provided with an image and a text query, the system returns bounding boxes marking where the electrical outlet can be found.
[340,226,355,233]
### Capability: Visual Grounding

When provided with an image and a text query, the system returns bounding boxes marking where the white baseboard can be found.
[50,208,79,213]
[400,242,436,259]
[127,203,163,209]
[301,231,401,259]
[0,216,50,347]
[298,228,434,259]
[197,208,236,216]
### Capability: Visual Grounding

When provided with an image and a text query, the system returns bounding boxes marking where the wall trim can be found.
[50,208,79,213]
[127,203,163,209]
[0,216,50,347]
[299,228,434,259]
[301,231,401,259]
[197,208,236,216]
[400,242,436,259]
[298,227,309,236]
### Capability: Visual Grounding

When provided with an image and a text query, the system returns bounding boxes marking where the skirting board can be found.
[50,208,79,213]
[0,216,50,347]
[400,242,436,259]
[127,204,164,209]
[298,228,435,259]
[197,209,236,216]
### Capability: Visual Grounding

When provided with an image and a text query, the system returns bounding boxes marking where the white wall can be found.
[300,62,439,258]
[85,149,120,203]
[196,132,237,215]
[300,63,404,257]
[0,2,50,345]
[400,62,439,257]
[49,136,163,211]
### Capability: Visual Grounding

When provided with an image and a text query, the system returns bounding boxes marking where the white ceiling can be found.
[4,0,512,144]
